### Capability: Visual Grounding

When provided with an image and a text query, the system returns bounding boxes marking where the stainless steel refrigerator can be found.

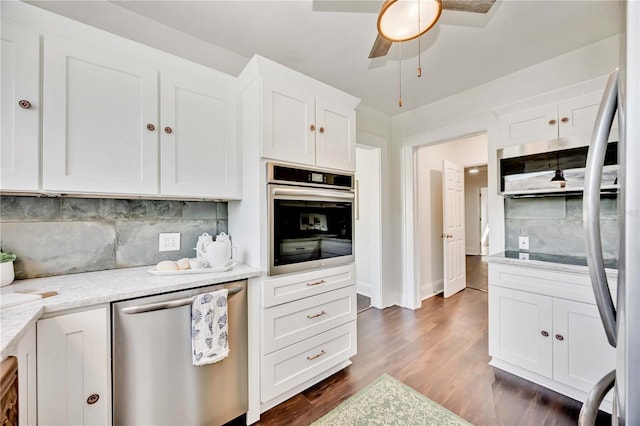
[580,2,639,425]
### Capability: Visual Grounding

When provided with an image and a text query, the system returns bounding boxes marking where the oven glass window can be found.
[273,199,353,267]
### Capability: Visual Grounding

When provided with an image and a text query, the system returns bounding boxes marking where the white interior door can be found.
[442,160,466,298]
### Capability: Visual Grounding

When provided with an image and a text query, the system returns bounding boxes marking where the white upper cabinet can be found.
[315,98,356,171]
[261,79,316,166]
[241,55,360,172]
[43,34,159,195]
[500,91,618,147]
[160,71,239,199]
[40,31,240,199]
[1,22,40,191]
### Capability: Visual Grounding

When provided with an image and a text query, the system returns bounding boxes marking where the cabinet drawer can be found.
[263,263,355,308]
[262,321,356,402]
[263,286,356,354]
[488,263,617,304]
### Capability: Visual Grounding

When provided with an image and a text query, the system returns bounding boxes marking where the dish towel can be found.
[191,289,229,366]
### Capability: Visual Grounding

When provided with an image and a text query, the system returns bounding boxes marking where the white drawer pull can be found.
[307,350,326,361]
[306,279,326,287]
[307,310,327,319]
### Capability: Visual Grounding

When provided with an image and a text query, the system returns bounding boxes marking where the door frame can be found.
[355,133,387,308]
[401,117,492,309]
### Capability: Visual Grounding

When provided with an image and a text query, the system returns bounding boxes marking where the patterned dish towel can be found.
[191,289,229,366]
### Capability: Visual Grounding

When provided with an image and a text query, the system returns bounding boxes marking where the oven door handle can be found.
[271,187,355,200]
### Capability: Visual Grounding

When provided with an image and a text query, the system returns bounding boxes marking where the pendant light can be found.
[377,0,442,107]
[550,153,566,187]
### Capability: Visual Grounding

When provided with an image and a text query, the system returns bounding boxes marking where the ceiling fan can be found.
[368,0,496,58]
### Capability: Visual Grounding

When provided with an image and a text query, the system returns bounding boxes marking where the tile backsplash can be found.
[0,196,227,279]
[504,196,618,259]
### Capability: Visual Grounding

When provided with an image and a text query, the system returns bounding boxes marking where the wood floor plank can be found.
[256,259,612,425]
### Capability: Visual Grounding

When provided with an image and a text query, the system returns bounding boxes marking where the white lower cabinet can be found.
[260,264,357,406]
[37,307,111,426]
[489,286,553,378]
[488,263,616,407]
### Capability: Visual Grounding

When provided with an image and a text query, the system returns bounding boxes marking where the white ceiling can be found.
[29,0,622,115]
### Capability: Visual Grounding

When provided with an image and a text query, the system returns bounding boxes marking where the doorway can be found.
[464,166,489,292]
[355,145,382,312]
[414,133,488,301]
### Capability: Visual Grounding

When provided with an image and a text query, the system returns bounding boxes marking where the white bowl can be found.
[188,258,208,269]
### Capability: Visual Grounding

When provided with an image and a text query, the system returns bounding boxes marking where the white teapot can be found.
[197,232,233,268]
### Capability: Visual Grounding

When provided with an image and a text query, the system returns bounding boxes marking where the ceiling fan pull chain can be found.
[398,41,403,107]
[417,0,422,77]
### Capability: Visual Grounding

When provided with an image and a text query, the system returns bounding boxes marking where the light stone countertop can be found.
[488,252,618,276]
[0,263,263,359]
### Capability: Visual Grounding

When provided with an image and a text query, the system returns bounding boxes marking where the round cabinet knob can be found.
[146,124,155,131]
[86,394,100,405]
[540,330,549,337]
[319,127,325,134]
[164,126,173,134]
[310,124,316,132]
[18,100,32,109]
[548,119,557,126]
[561,117,569,124]
[555,334,564,341]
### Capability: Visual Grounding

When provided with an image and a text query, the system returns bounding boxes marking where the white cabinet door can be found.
[16,324,37,426]
[160,71,239,198]
[489,286,553,378]
[315,98,356,171]
[37,307,111,426]
[261,79,316,166]
[552,298,616,393]
[42,34,159,195]
[500,104,558,147]
[558,92,618,142]
[1,22,40,191]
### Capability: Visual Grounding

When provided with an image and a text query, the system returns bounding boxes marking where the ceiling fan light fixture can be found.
[378,0,443,42]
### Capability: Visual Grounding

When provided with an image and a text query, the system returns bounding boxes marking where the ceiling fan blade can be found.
[369,33,393,58]
[442,0,496,14]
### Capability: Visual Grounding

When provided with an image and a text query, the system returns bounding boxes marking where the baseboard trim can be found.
[356,281,371,297]
[421,280,443,300]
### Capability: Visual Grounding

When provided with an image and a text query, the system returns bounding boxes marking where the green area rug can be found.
[311,374,472,426]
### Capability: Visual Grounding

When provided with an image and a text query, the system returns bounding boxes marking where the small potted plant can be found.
[0,250,17,287]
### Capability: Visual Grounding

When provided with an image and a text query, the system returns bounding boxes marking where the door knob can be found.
[18,100,32,109]
[164,126,173,134]
[548,119,557,126]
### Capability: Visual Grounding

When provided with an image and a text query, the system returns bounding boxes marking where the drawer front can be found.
[261,321,356,402]
[263,286,356,354]
[263,263,355,308]
[488,263,617,304]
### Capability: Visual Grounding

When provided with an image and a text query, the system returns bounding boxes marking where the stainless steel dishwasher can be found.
[112,280,248,425]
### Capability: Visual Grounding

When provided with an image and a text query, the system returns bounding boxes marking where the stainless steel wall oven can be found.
[268,163,355,275]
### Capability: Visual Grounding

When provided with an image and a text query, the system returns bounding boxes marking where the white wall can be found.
[355,147,376,297]
[355,106,393,307]
[464,168,488,255]
[415,134,487,299]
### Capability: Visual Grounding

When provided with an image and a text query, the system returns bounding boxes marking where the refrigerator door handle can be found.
[578,370,616,426]
[584,68,619,347]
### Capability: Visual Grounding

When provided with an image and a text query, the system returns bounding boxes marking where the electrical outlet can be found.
[518,236,530,251]
[159,233,180,252]
[519,252,530,260]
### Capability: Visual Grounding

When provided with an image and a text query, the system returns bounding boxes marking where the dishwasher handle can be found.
[121,286,243,315]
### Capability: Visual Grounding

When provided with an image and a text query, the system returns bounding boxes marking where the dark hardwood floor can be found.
[466,255,488,292]
[256,261,611,426]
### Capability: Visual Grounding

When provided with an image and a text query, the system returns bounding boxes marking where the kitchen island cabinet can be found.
[488,260,616,411]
